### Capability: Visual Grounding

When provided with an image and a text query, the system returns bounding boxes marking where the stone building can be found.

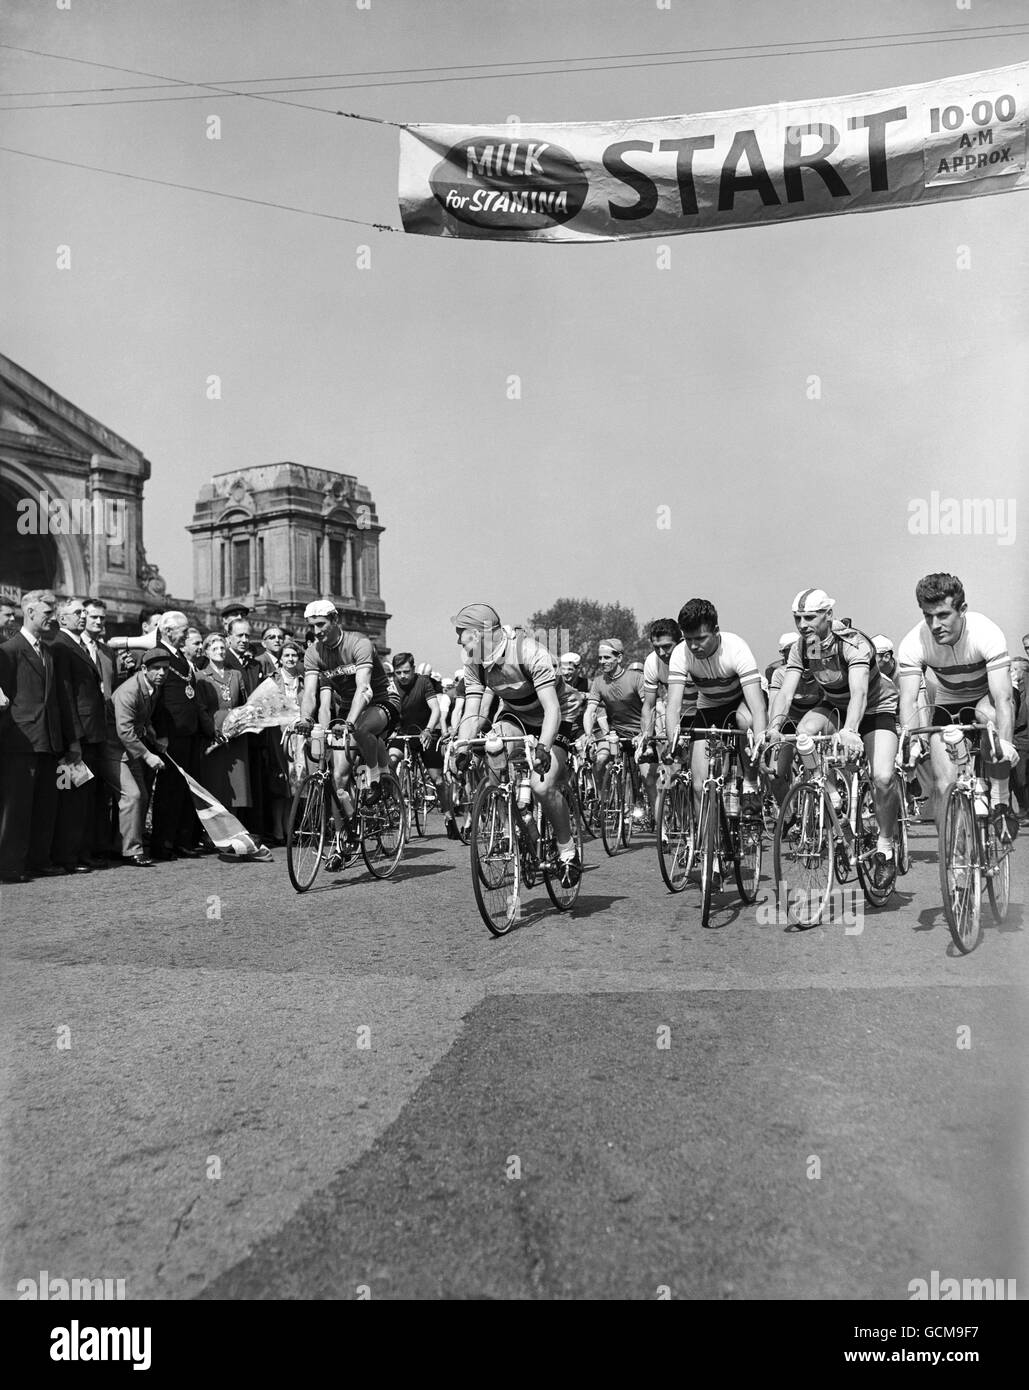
[0,352,169,630]
[188,465,390,646]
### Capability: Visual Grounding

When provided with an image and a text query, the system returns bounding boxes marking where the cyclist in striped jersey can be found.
[897,573,1019,841]
[665,598,767,823]
[453,603,582,886]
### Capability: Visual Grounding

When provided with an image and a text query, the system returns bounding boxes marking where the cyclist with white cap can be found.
[295,600,400,827]
[559,651,589,694]
[764,588,901,884]
[453,603,582,886]
[897,572,1019,842]
[765,629,824,807]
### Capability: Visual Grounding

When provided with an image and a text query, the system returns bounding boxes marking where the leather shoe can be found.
[127,854,154,868]
[80,857,108,870]
[174,847,202,859]
[67,864,93,874]
[33,866,68,877]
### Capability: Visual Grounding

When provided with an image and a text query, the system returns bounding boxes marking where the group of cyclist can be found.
[289,572,1022,899]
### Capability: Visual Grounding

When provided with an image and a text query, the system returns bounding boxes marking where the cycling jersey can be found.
[395,673,438,732]
[770,650,822,715]
[644,650,698,716]
[305,631,397,709]
[587,665,645,736]
[786,622,897,714]
[897,611,1010,707]
[462,626,580,727]
[668,631,761,710]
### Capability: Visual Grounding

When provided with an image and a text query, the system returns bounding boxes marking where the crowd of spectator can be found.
[0,593,315,881]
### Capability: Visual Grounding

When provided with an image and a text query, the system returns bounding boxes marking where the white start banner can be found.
[398,61,1028,242]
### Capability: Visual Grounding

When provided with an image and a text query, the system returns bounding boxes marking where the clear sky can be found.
[2,0,1027,672]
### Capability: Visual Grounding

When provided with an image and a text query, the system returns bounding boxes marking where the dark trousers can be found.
[0,752,59,877]
[151,735,202,851]
[52,741,105,867]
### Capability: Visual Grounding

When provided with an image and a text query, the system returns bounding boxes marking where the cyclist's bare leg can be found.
[976,693,1012,807]
[532,746,572,843]
[352,706,390,779]
[864,726,900,846]
[926,732,960,834]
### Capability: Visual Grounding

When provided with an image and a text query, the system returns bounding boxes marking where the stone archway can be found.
[0,464,89,599]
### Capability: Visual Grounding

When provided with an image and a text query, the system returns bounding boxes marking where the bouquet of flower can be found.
[221,677,301,739]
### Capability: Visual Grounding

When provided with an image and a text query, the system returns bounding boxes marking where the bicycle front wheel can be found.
[361,774,406,879]
[396,762,414,839]
[773,781,835,928]
[733,812,762,904]
[855,778,895,907]
[470,782,520,935]
[985,822,1010,923]
[699,787,719,927]
[600,764,625,856]
[577,763,599,836]
[656,779,694,893]
[939,783,983,953]
[286,774,327,893]
[543,784,583,911]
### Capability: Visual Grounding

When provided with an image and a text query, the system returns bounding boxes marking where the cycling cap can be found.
[778,632,797,649]
[304,599,338,620]
[450,603,501,631]
[871,634,894,654]
[598,637,624,656]
[792,588,835,615]
[454,667,465,679]
[560,652,582,665]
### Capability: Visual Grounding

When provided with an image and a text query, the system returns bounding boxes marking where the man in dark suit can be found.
[147,612,215,859]
[224,616,268,835]
[0,601,17,644]
[51,597,111,872]
[83,598,127,857]
[0,589,79,882]
[255,624,285,677]
[112,660,167,866]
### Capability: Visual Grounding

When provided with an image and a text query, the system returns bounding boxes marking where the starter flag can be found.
[398,61,1028,242]
[163,753,260,856]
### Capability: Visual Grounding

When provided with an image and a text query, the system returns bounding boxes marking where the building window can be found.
[257,536,265,590]
[219,542,226,597]
[362,543,379,596]
[351,538,362,599]
[232,539,250,596]
[329,537,345,597]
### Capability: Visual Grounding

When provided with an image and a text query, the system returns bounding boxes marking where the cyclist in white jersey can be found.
[897,573,1019,841]
[665,598,767,823]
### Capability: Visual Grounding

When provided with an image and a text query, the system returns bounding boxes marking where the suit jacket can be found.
[113,671,160,762]
[255,650,279,679]
[0,630,77,756]
[150,641,215,741]
[91,638,122,740]
[52,629,108,745]
[225,648,264,696]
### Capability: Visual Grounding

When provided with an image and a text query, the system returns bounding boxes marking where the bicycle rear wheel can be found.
[855,778,895,907]
[470,782,520,935]
[986,821,1010,923]
[543,784,583,911]
[361,774,406,878]
[939,783,983,953]
[773,781,835,928]
[656,779,694,893]
[286,774,327,893]
[600,763,625,856]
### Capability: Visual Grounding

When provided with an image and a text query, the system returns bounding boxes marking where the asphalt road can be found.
[1,813,1025,1301]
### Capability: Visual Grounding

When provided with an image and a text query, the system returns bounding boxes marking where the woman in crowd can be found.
[266,637,304,844]
[197,632,252,816]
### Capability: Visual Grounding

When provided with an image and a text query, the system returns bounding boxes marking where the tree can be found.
[527,598,648,678]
